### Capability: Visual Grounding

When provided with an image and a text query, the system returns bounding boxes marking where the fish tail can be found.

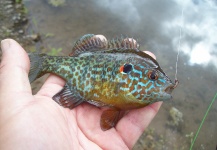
[28,53,46,83]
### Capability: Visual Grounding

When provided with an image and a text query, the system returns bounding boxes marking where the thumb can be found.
[0,39,31,94]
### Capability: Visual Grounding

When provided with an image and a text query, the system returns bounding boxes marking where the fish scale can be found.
[28,34,176,130]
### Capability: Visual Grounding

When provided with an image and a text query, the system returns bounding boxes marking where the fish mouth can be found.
[165,84,175,94]
[165,79,179,94]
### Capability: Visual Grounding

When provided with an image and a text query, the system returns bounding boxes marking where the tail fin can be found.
[28,53,45,83]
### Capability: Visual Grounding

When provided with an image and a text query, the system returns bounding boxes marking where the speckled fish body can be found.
[28,34,176,130]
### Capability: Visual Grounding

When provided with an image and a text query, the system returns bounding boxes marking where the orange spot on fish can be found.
[119,65,124,73]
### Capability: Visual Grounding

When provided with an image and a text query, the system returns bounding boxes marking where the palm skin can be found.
[0,39,162,150]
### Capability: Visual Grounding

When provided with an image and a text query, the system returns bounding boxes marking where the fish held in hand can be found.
[28,34,177,131]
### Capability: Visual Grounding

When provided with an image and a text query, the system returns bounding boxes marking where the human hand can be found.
[0,39,161,150]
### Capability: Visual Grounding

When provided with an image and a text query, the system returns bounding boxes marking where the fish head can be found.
[118,55,176,105]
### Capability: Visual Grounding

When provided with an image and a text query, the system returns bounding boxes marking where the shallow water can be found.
[24,0,217,149]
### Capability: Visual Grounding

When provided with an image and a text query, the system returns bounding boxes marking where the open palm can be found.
[0,39,162,150]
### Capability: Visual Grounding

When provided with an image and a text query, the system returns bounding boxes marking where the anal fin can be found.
[52,84,84,109]
[100,109,123,131]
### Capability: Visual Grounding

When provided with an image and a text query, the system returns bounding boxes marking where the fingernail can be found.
[1,39,11,51]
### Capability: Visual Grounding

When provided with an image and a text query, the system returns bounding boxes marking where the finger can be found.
[0,39,32,115]
[144,51,156,60]
[0,39,31,94]
[76,104,129,150]
[36,74,65,98]
[123,38,139,48]
[116,102,162,149]
[94,34,107,42]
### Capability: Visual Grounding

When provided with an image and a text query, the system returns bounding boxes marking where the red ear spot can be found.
[120,63,133,74]
[119,65,124,73]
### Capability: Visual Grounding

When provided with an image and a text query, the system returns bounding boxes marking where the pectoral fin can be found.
[52,84,84,109]
[100,109,123,131]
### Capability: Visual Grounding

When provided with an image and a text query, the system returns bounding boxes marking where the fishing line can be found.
[190,92,217,150]
[175,6,184,83]
[174,3,216,150]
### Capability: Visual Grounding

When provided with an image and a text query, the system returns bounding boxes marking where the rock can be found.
[167,107,184,131]
[25,34,41,42]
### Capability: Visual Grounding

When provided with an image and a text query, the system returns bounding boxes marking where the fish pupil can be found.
[123,63,132,74]
[148,71,158,80]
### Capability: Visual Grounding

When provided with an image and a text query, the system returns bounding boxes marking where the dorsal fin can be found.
[69,34,162,72]
[69,34,106,56]
[106,35,139,50]
[69,34,140,56]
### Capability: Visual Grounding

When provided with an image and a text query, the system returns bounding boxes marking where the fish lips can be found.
[165,84,174,94]
[162,84,176,100]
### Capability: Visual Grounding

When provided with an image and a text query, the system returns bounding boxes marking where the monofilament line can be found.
[175,6,184,81]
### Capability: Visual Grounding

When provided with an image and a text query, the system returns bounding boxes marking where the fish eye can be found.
[147,70,158,80]
[120,63,132,74]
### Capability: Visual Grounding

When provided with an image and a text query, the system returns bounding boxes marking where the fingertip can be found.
[1,39,24,54]
[148,101,162,113]
[95,35,107,42]
[144,51,156,60]
[1,39,11,51]
[1,39,30,70]
[0,39,31,93]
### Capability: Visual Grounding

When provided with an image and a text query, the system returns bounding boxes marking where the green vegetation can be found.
[45,33,55,38]
[48,0,66,7]
[21,6,28,14]
[190,92,217,149]
[47,47,62,56]
[32,18,38,29]
[15,0,22,4]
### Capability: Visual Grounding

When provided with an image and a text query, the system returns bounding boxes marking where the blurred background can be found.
[1,0,217,149]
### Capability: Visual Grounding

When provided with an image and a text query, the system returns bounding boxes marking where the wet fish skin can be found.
[28,34,176,130]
